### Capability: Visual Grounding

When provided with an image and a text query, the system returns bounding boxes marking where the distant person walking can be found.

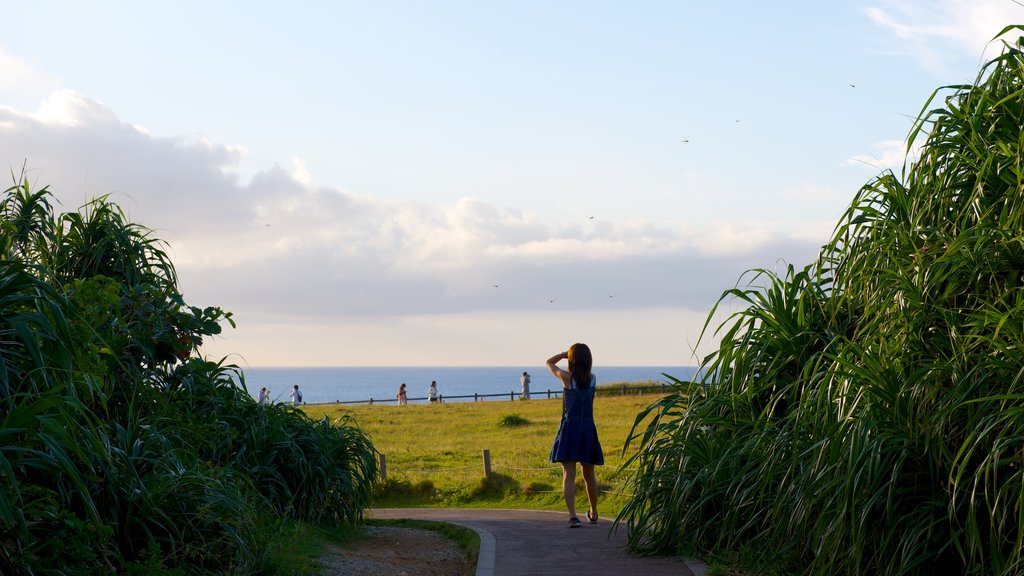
[521,371,531,400]
[546,343,603,528]
[428,380,440,403]
[397,383,408,406]
[257,386,269,404]
[290,384,303,406]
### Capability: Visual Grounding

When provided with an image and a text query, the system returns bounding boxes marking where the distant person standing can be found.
[428,380,440,403]
[397,383,408,406]
[257,386,269,404]
[290,384,303,406]
[521,371,531,400]
[546,343,603,528]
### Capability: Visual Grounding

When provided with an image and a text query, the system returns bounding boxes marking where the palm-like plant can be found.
[0,176,55,264]
[622,27,1024,576]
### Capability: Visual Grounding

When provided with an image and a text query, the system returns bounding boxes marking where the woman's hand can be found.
[545,351,570,384]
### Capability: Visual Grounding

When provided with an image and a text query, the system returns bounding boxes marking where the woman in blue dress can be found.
[546,343,603,528]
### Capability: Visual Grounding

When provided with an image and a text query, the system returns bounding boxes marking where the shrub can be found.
[470,473,520,498]
[0,177,378,574]
[497,414,530,427]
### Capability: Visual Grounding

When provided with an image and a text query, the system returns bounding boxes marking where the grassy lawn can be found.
[302,391,670,515]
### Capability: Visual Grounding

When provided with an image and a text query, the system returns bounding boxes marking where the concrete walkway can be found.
[370,508,704,576]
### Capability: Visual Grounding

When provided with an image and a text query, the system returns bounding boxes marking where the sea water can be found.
[240,366,698,405]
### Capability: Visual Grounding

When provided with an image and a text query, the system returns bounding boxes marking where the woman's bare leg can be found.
[581,463,598,519]
[561,461,577,518]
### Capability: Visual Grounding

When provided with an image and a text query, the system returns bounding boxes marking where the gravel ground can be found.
[315,525,474,576]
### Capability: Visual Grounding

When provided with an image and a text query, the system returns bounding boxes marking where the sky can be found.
[1,1,1022,367]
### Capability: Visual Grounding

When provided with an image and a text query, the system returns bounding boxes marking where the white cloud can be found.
[865,0,1023,72]
[203,307,715,367]
[33,89,119,126]
[845,139,909,172]
[0,47,60,104]
[1,91,827,365]
[844,138,925,175]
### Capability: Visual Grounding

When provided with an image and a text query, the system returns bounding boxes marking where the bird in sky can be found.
[849,83,857,88]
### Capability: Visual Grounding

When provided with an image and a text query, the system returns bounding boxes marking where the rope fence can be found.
[377,449,636,498]
[325,383,678,406]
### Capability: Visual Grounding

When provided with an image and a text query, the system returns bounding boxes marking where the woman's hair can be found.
[567,343,593,389]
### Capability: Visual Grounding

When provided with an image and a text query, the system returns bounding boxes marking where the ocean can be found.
[239,366,698,405]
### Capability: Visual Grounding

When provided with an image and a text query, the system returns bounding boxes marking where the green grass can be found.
[302,391,676,515]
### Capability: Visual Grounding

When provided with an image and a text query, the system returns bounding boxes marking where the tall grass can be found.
[0,176,377,574]
[621,27,1024,576]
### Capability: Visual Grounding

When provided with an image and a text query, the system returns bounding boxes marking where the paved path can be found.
[370,508,703,576]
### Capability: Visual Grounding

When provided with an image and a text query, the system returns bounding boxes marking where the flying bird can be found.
[849,83,857,88]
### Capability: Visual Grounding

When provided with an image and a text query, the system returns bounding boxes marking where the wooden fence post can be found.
[379,453,387,482]
[482,449,491,477]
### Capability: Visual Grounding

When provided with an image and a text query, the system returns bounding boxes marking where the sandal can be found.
[568,517,581,528]
[586,511,599,523]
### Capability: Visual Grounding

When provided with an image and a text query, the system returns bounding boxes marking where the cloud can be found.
[844,138,926,175]
[1,90,829,363]
[844,139,909,172]
[0,47,61,104]
[864,0,1023,72]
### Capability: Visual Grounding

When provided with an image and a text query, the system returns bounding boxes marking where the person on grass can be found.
[546,343,603,528]
[397,383,408,406]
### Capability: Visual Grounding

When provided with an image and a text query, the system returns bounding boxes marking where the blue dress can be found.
[549,375,604,465]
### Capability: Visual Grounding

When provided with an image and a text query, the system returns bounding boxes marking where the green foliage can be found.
[0,176,378,574]
[497,413,530,427]
[470,472,520,498]
[621,28,1024,576]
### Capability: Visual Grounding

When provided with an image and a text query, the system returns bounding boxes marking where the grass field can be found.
[302,391,671,515]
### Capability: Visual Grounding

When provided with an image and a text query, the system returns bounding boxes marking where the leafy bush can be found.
[621,27,1024,576]
[497,414,530,427]
[0,178,378,574]
[470,473,520,498]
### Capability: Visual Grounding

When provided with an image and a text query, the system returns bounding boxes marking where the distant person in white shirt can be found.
[521,371,531,400]
[290,384,303,406]
[428,381,440,403]
[257,387,270,404]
